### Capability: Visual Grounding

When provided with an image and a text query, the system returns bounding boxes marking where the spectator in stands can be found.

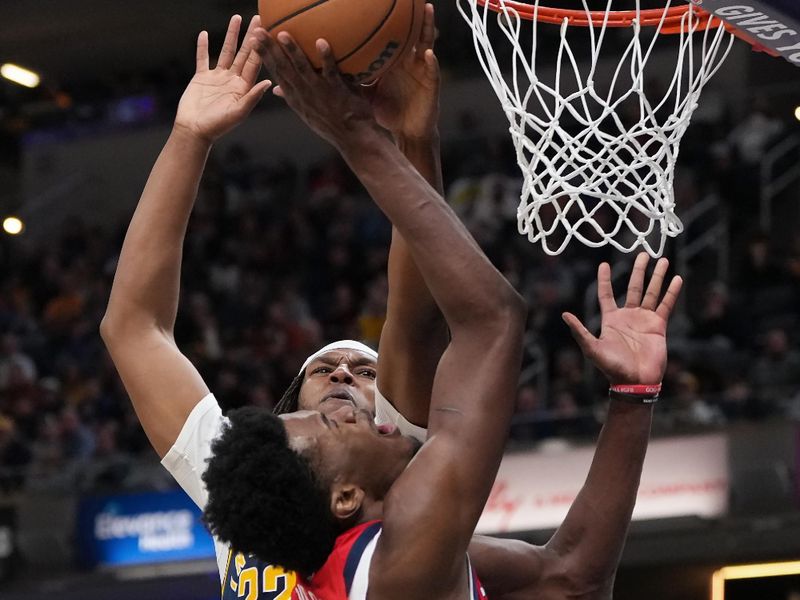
[741,233,787,291]
[727,97,783,167]
[510,383,553,440]
[785,232,800,303]
[42,270,86,336]
[0,38,799,497]
[550,389,598,437]
[719,377,761,421]
[749,327,800,407]
[0,333,37,392]
[550,347,593,408]
[0,415,32,489]
[358,275,388,349]
[669,371,725,429]
[726,97,784,211]
[691,281,742,346]
[26,415,66,488]
[59,408,95,462]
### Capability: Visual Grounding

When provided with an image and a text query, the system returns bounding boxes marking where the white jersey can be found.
[161,393,230,576]
[161,387,428,580]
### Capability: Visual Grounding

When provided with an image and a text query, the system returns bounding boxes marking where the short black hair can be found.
[273,369,304,415]
[202,406,336,576]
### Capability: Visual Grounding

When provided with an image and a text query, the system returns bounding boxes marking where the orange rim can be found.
[476,1,729,34]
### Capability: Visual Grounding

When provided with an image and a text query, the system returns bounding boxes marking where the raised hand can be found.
[562,253,683,386]
[254,30,376,148]
[174,15,272,143]
[368,3,439,140]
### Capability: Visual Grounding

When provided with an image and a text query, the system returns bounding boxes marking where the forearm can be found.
[547,401,653,588]
[338,126,520,329]
[397,132,443,195]
[103,126,211,335]
[465,405,651,598]
[388,133,444,325]
[378,135,448,426]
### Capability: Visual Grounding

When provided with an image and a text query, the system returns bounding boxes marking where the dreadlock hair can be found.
[202,406,336,577]
[273,369,304,415]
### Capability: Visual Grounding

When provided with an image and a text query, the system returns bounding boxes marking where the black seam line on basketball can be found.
[266,0,333,32]
[334,0,398,64]
[361,0,416,76]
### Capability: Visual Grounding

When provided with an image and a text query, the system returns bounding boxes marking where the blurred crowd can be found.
[1,86,799,496]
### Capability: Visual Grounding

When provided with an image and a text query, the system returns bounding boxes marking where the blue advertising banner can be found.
[77,490,215,568]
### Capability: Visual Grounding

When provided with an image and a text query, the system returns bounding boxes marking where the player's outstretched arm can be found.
[257,31,526,597]
[468,254,683,600]
[549,254,682,595]
[100,16,270,458]
[373,4,448,428]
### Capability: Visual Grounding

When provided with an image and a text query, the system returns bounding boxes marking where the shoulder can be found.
[161,393,224,465]
[304,521,383,600]
[160,393,223,507]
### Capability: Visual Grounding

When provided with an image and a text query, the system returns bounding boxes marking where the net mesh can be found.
[457,0,735,256]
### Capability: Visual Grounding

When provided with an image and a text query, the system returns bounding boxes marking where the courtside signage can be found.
[691,0,800,65]
[477,433,729,534]
[77,490,215,568]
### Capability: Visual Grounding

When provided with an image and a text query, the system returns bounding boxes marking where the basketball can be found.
[259,0,424,83]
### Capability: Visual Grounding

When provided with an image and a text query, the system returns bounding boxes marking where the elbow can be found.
[99,310,151,346]
[100,312,174,353]
[99,312,113,341]
[506,288,528,324]
[566,572,615,600]
[492,287,528,335]
[554,551,617,599]
[454,284,527,338]
[99,313,121,346]
[463,287,527,347]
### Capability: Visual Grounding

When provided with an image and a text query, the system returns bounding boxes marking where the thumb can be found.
[237,79,272,115]
[562,312,597,358]
[424,49,439,83]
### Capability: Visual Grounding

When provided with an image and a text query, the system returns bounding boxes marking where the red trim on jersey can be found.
[294,520,381,599]
[294,520,489,599]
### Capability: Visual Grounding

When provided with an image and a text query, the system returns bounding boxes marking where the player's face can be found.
[281,408,419,508]
[297,350,377,415]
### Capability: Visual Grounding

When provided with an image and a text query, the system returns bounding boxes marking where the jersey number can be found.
[229,553,296,600]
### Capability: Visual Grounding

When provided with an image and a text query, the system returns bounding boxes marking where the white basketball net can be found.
[457,0,736,255]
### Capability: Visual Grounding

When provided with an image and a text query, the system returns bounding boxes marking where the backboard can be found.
[690,0,800,66]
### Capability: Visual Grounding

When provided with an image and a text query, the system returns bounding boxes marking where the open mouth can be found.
[377,424,397,436]
[321,390,355,404]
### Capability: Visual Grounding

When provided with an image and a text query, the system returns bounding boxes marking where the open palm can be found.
[175,15,271,143]
[562,254,683,386]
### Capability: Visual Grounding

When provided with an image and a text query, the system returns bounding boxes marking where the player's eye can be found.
[312,366,332,374]
[357,368,377,379]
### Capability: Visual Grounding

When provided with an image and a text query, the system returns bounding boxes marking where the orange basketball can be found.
[259,0,424,84]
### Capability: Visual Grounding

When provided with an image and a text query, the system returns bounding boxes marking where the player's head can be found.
[273,340,378,416]
[202,405,417,576]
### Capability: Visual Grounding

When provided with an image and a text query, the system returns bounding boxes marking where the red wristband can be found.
[609,383,662,395]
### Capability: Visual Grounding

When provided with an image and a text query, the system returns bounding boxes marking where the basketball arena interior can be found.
[1,0,800,598]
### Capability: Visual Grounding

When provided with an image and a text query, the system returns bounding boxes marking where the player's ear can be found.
[330,483,365,521]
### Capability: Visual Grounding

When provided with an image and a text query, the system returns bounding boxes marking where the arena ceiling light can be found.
[711,560,800,600]
[1,63,40,88]
[2,217,24,236]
